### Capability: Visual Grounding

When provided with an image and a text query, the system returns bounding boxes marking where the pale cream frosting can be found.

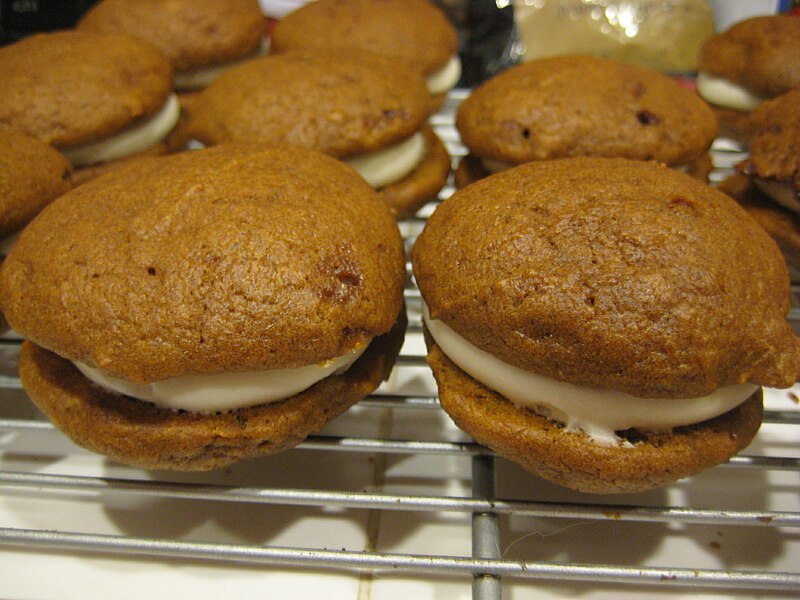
[426,55,462,96]
[346,131,426,188]
[174,39,270,91]
[61,94,180,167]
[756,179,800,214]
[696,72,765,111]
[423,303,757,446]
[74,343,368,413]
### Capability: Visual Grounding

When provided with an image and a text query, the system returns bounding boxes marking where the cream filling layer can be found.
[174,40,269,90]
[696,72,765,111]
[61,94,180,167]
[73,343,368,413]
[426,55,461,96]
[346,131,425,188]
[756,179,800,214]
[423,303,757,446]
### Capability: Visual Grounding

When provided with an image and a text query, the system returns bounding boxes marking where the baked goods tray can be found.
[1,91,799,600]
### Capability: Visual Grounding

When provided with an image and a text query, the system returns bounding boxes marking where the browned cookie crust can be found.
[456,55,717,168]
[0,145,405,383]
[184,51,429,158]
[380,126,451,219]
[737,90,800,195]
[413,158,800,398]
[720,173,800,271]
[0,128,72,238]
[0,30,173,149]
[20,310,405,471]
[78,0,265,73]
[699,15,800,99]
[429,343,763,494]
[271,0,458,77]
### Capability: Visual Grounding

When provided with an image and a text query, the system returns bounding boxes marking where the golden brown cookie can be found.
[380,125,451,219]
[412,157,799,493]
[182,51,447,215]
[699,15,800,100]
[271,0,458,80]
[78,0,265,90]
[455,56,718,184]
[1,144,406,470]
[0,128,72,240]
[0,30,174,150]
[737,90,800,195]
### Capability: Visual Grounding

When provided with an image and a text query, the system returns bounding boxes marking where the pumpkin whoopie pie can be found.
[697,15,800,141]
[454,55,718,188]
[78,0,266,94]
[0,144,406,471]
[0,30,179,174]
[413,157,800,494]
[270,0,460,109]
[179,50,450,219]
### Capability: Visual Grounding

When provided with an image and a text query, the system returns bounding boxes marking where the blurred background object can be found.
[1,0,97,44]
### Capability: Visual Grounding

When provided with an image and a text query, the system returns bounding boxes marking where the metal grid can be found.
[1,91,799,598]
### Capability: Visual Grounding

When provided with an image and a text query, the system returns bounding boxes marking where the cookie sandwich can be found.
[0,144,406,471]
[719,90,800,270]
[0,30,179,175]
[697,15,800,140]
[270,0,461,109]
[455,55,718,188]
[413,157,800,494]
[181,51,450,218]
[78,0,266,94]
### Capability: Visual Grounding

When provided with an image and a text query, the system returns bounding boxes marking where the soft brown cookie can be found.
[271,0,459,102]
[0,30,174,151]
[699,15,800,100]
[1,144,406,470]
[0,128,72,240]
[455,55,718,185]
[413,157,799,493]
[737,90,800,195]
[181,51,448,216]
[78,0,266,91]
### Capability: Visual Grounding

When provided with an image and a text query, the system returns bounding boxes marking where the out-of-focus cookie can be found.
[0,30,179,172]
[78,0,266,93]
[0,144,406,471]
[413,157,800,493]
[180,51,450,218]
[455,55,718,187]
[270,0,461,109]
[697,15,800,141]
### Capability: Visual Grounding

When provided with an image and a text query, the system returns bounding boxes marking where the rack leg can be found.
[472,454,502,600]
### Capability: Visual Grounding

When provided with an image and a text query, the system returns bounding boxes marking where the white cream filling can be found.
[73,343,368,413]
[174,39,270,91]
[61,94,180,167]
[756,179,800,214]
[696,72,765,112]
[426,55,461,96]
[423,303,757,446]
[346,131,425,188]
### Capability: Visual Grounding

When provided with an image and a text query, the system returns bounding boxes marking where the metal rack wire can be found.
[1,91,799,598]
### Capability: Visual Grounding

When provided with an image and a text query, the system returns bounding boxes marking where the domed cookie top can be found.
[413,157,800,398]
[78,0,265,89]
[271,0,458,78]
[0,30,174,149]
[0,144,405,383]
[456,55,718,168]
[184,51,430,157]
[698,15,800,101]
[0,128,72,239]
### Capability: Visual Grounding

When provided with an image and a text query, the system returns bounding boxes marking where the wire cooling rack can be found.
[1,91,799,599]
